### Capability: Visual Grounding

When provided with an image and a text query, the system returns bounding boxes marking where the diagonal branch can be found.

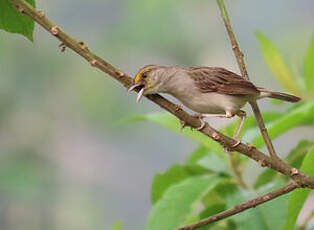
[216,0,280,160]
[177,182,298,230]
[11,0,314,189]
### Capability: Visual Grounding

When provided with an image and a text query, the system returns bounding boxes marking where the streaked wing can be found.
[187,67,260,95]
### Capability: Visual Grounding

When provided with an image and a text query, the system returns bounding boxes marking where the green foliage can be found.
[256,181,289,229]
[255,31,300,95]
[148,176,222,230]
[252,102,314,148]
[109,221,123,230]
[0,150,54,196]
[0,0,35,41]
[254,140,313,189]
[304,36,314,95]
[130,93,313,228]
[151,164,211,204]
[282,146,314,230]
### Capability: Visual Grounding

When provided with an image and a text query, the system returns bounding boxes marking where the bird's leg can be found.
[193,112,235,131]
[231,110,246,147]
[192,114,206,131]
[201,112,234,119]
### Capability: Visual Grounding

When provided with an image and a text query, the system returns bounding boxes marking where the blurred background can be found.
[0,0,313,229]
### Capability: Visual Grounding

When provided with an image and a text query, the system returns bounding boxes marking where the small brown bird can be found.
[128,65,301,147]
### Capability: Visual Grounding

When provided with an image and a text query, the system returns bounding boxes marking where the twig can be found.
[11,0,314,189]
[216,0,280,160]
[177,182,298,230]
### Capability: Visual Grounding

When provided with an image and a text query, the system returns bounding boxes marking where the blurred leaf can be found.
[0,0,35,41]
[152,164,211,204]
[282,146,314,230]
[109,221,123,230]
[127,113,226,159]
[256,181,289,229]
[286,140,314,168]
[304,36,314,94]
[254,140,313,189]
[187,145,209,164]
[221,112,282,138]
[199,203,226,219]
[187,146,230,175]
[0,150,54,196]
[214,181,269,230]
[197,153,230,174]
[148,176,222,230]
[254,169,278,189]
[255,31,300,94]
[252,102,314,148]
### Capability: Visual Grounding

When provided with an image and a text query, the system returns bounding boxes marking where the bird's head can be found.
[128,65,165,102]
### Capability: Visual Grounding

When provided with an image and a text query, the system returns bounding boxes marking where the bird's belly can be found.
[175,92,248,114]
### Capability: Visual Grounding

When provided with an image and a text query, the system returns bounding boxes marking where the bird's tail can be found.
[258,87,301,103]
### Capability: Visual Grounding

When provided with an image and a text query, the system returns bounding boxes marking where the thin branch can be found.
[11,0,314,189]
[216,0,280,160]
[177,182,298,230]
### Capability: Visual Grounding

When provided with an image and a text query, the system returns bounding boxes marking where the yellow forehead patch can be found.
[134,65,157,83]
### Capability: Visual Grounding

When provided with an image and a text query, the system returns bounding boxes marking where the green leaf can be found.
[282,146,314,230]
[0,0,35,41]
[254,140,313,189]
[148,176,222,230]
[255,31,300,94]
[221,112,281,138]
[187,145,209,164]
[151,164,211,204]
[109,221,123,230]
[304,36,314,94]
[252,102,314,148]
[127,113,226,158]
[256,181,289,230]
[254,169,278,189]
[286,140,314,168]
[214,181,269,230]
[197,153,230,174]
[187,146,230,175]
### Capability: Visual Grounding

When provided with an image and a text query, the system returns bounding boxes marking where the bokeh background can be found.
[0,0,314,229]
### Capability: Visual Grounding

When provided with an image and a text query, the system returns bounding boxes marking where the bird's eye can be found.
[142,72,148,79]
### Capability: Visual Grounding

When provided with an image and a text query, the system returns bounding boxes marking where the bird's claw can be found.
[175,104,183,112]
[180,120,187,132]
[231,138,241,148]
[196,119,206,131]
[223,138,241,154]
[192,114,206,131]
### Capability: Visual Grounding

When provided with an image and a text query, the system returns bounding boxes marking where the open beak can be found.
[128,81,146,103]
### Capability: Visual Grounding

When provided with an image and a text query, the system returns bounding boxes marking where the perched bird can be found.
[128,65,301,147]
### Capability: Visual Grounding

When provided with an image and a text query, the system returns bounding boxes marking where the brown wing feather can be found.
[188,67,260,95]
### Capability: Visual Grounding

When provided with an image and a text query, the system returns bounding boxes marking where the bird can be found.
[128,65,301,147]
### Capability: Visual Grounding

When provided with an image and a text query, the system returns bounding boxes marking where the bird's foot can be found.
[223,138,241,154]
[175,104,183,112]
[179,120,187,132]
[231,138,241,148]
[192,114,206,131]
